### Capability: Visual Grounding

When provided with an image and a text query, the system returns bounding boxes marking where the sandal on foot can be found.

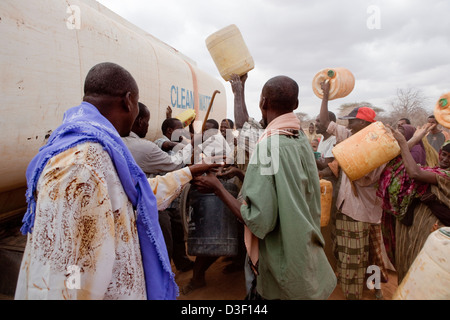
[181,279,206,295]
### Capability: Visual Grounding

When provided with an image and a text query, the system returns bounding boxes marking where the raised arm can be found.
[388,125,438,185]
[230,73,249,129]
[319,80,331,129]
[166,106,173,119]
[406,123,435,150]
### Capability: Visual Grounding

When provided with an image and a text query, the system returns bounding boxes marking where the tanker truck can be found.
[0,0,227,297]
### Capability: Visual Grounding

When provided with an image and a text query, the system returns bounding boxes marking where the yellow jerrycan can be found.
[332,121,400,181]
[206,24,255,81]
[393,227,450,300]
[434,92,450,129]
[175,109,196,128]
[320,180,333,227]
[312,68,355,100]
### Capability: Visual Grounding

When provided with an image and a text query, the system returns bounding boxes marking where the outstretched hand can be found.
[320,80,330,97]
[388,122,435,147]
[386,124,407,145]
[192,172,221,194]
[230,73,248,92]
[414,123,435,140]
[166,106,172,119]
[188,162,224,177]
[216,166,245,182]
[230,73,243,94]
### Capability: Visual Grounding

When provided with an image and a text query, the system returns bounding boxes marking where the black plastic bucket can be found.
[187,181,240,257]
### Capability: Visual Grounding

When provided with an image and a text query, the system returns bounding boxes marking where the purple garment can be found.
[400,124,426,166]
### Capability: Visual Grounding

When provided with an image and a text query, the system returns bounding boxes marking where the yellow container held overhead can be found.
[332,122,400,181]
[175,109,196,128]
[206,24,255,81]
[393,227,450,300]
[434,92,450,129]
[312,68,355,100]
[320,180,333,227]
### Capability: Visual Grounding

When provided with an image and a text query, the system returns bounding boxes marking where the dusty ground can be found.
[176,223,399,301]
[174,256,398,301]
[1,220,399,301]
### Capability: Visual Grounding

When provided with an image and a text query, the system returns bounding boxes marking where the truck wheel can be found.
[179,183,191,239]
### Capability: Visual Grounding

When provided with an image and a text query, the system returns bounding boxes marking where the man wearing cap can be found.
[318,81,387,300]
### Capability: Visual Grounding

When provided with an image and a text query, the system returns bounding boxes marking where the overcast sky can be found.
[96,0,450,121]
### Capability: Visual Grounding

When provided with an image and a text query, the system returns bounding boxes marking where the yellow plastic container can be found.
[206,24,255,81]
[175,109,196,128]
[393,227,450,300]
[332,121,400,181]
[312,67,355,100]
[320,180,333,227]
[434,92,450,129]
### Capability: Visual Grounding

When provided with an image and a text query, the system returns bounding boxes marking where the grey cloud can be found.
[97,0,450,120]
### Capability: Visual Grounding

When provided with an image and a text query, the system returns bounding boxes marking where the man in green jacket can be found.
[193,75,336,300]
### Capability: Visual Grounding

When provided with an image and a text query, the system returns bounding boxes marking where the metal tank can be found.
[0,0,227,217]
[187,181,240,257]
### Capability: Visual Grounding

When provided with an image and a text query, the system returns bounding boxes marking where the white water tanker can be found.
[0,0,227,217]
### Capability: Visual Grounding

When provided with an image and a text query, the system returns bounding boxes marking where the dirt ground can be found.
[176,223,399,301]
[174,256,399,301]
[1,219,399,301]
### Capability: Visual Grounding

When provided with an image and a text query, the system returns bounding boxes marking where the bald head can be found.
[82,62,140,137]
[262,76,299,112]
[259,76,299,125]
[83,62,138,98]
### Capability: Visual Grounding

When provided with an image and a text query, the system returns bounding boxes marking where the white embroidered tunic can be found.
[15,142,192,300]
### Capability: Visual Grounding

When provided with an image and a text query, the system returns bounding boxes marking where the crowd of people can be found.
[15,61,449,300]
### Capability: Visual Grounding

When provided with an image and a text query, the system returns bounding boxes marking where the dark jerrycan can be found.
[187,180,240,257]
